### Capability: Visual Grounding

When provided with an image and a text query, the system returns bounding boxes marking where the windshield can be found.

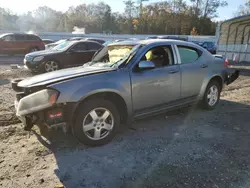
[52,41,74,50]
[89,44,141,67]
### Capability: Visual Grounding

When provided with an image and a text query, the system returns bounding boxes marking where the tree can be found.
[124,0,137,33]
[0,1,220,35]
[190,0,227,19]
[190,27,199,35]
[235,1,250,16]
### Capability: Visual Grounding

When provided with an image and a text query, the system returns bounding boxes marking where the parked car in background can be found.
[24,40,103,73]
[146,36,158,39]
[199,41,217,54]
[42,39,54,45]
[83,38,106,44]
[12,39,239,146]
[0,33,45,55]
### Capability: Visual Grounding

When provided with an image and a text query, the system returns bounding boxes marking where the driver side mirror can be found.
[138,61,155,70]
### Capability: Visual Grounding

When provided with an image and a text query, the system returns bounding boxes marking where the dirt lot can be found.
[0,65,250,188]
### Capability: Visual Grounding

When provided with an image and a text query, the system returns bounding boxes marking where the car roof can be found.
[0,33,38,37]
[71,40,104,45]
[108,39,192,46]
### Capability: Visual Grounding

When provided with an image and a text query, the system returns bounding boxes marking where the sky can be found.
[0,0,247,21]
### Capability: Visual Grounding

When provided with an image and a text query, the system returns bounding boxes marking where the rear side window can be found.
[177,46,201,64]
[87,42,102,50]
[15,35,26,41]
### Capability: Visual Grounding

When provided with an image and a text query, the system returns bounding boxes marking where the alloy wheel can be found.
[207,85,219,106]
[44,61,59,72]
[82,107,114,141]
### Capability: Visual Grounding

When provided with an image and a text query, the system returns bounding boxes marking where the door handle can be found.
[169,69,179,74]
[201,64,208,68]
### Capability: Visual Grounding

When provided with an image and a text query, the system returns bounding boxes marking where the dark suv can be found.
[0,33,45,55]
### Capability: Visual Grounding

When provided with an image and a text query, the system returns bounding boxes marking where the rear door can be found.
[177,45,209,98]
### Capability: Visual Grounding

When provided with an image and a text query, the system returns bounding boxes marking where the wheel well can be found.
[209,76,223,91]
[73,92,128,125]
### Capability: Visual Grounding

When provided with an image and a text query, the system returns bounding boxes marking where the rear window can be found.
[177,46,201,64]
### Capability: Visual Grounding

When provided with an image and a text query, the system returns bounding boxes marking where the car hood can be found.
[26,49,60,57]
[18,66,116,87]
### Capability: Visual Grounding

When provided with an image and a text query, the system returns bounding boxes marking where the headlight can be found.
[16,89,59,116]
[33,56,44,62]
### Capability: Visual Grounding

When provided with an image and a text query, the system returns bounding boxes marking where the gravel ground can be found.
[0,65,250,188]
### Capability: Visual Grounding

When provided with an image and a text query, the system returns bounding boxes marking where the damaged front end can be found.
[12,79,71,132]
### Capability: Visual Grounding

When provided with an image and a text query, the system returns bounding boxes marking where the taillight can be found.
[224,58,229,68]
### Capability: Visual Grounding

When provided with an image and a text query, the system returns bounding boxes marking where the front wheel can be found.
[73,99,120,146]
[43,61,59,72]
[201,80,221,110]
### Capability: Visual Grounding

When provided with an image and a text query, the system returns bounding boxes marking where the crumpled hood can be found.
[18,66,116,87]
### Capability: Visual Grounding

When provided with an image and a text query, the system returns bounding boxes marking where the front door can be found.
[65,42,89,67]
[130,45,181,115]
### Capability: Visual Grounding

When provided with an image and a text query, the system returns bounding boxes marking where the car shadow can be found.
[33,99,250,188]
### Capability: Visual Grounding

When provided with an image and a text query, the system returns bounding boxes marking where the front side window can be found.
[87,42,102,51]
[177,46,200,64]
[71,43,87,52]
[140,46,174,67]
[2,35,15,41]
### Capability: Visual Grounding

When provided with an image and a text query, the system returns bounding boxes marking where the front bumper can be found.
[14,94,75,132]
[14,98,75,132]
[24,59,43,72]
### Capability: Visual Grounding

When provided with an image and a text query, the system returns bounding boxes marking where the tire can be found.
[43,60,59,72]
[201,80,221,110]
[29,47,38,53]
[73,99,120,146]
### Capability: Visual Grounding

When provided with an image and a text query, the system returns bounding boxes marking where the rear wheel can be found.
[73,99,120,146]
[43,61,59,72]
[201,80,221,110]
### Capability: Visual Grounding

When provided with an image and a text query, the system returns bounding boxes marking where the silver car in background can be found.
[12,39,239,146]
